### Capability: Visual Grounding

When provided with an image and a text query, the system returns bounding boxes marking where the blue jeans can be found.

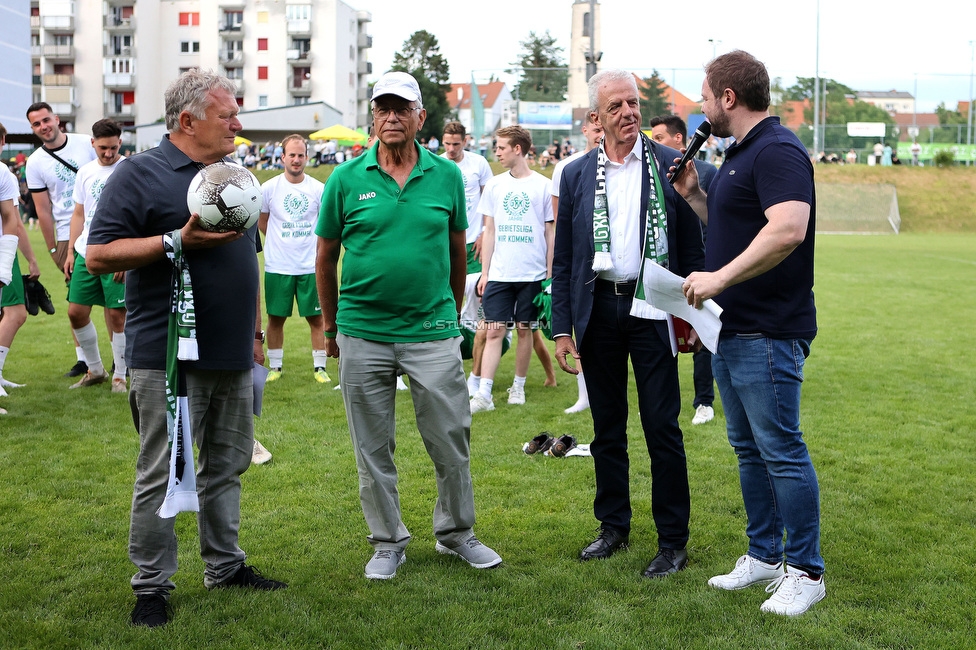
[712,335,824,574]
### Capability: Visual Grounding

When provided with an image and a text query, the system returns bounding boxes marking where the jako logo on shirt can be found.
[358,192,376,201]
[502,191,530,219]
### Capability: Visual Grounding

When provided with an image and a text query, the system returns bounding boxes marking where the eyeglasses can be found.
[372,106,421,121]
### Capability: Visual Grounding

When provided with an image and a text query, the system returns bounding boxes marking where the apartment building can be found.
[30,0,373,135]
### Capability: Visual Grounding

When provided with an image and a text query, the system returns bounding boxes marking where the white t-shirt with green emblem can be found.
[441,150,493,244]
[25,133,97,241]
[260,173,324,275]
[477,170,553,282]
[71,158,122,258]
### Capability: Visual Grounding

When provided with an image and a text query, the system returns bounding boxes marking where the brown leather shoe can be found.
[579,527,629,561]
[642,547,688,578]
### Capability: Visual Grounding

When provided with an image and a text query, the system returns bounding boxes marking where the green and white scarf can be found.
[157,229,200,518]
[592,133,670,319]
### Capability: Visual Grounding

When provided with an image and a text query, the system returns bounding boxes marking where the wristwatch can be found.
[255,330,265,343]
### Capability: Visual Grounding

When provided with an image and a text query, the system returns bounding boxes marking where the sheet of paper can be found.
[252,362,270,417]
[642,261,724,354]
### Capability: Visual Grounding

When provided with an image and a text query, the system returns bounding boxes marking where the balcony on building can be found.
[357,60,372,75]
[30,15,40,31]
[231,79,245,94]
[104,72,136,89]
[357,33,372,50]
[41,15,74,32]
[31,45,42,58]
[42,45,75,61]
[105,103,136,119]
[42,73,74,87]
[219,50,245,67]
[286,19,312,36]
[356,86,369,101]
[103,44,135,57]
[289,78,312,97]
[219,21,243,34]
[286,49,314,64]
[104,14,135,31]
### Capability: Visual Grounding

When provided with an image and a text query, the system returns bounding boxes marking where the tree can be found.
[784,77,893,151]
[512,31,568,102]
[389,30,453,143]
[638,71,669,127]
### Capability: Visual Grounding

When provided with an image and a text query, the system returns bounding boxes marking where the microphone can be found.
[668,121,711,185]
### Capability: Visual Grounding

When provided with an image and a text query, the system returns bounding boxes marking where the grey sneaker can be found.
[365,549,406,580]
[435,536,502,569]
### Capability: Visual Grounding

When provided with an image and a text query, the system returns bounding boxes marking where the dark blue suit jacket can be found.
[551,139,705,349]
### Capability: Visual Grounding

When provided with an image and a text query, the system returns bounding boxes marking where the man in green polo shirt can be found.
[315,71,502,581]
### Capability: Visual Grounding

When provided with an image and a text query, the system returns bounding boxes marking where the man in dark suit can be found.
[551,69,704,579]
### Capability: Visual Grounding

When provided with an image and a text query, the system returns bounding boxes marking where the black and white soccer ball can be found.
[186,161,262,233]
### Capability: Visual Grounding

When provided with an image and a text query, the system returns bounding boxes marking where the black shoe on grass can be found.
[64,360,88,378]
[131,594,169,628]
[215,564,287,591]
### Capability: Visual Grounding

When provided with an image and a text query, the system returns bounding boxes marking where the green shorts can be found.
[264,272,321,318]
[466,242,482,275]
[1,257,24,308]
[67,251,126,308]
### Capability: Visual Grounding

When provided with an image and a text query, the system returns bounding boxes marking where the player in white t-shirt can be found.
[440,121,495,395]
[550,112,604,414]
[470,126,554,412]
[64,119,127,391]
[25,102,97,377]
[258,134,329,384]
[0,121,42,413]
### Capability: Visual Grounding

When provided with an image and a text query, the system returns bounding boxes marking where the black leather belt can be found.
[595,278,638,296]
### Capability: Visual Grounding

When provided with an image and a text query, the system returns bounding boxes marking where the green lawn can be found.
[1,200,975,647]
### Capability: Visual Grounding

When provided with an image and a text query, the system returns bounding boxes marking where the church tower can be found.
[567,0,602,109]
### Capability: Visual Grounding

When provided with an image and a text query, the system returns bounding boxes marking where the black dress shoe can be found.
[642,547,688,578]
[64,360,88,378]
[580,527,629,561]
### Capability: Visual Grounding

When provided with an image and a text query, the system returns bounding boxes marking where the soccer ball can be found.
[186,161,262,233]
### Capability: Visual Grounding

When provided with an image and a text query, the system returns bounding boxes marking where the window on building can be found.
[294,97,310,105]
[286,4,311,21]
[349,45,354,60]
[236,97,244,107]
[257,11,269,23]
[257,38,268,51]
[178,12,200,26]
[222,11,243,29]
[258,66,269,80]
[292,39,310,56]
[258,95,268,108]
[180,41,200,53]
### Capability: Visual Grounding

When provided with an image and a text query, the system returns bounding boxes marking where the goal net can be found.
[816,183,900,234]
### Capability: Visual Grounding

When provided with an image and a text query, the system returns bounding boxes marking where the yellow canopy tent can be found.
[309,124,368,143]
[234,135,252,146]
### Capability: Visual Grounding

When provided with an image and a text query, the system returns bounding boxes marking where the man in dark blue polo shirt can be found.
[673,50,824,616]
[87,69,286,629]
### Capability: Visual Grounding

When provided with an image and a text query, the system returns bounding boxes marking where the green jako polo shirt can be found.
[317,142,468,342]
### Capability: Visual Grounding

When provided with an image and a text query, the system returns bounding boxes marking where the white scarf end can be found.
[177,338,199,361]
[592,251,614,272]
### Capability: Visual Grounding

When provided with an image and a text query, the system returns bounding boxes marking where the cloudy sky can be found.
[358,0,976,113]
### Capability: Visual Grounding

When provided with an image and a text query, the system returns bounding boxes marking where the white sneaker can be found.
[760,566,826,616]
[435,537,502,569]
[251,440,273,465]
[0,377,25,389]
[507,385,525,405]
[708,555,784,590]
[692,404,714,425]
[564,398,589,414]
[469,394,494,413]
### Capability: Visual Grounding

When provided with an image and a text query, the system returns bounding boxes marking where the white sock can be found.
[577,372,588,402]
[72,322,104,374]
[478,378,494,400]
[111,332,127,380]
[512,375,526,390]
[0,346,8,374]
[312,349,328,369]
[468,373,480,387]
[75,346,87,363]
[268,348,284,370]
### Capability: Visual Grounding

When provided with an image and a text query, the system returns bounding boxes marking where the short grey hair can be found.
[587,69,638,113]
[164,69,238,133]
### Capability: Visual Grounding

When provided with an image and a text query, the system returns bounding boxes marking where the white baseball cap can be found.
[371,71,422,104]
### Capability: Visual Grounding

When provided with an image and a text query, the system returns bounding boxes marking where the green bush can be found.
[932,148,955,167]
